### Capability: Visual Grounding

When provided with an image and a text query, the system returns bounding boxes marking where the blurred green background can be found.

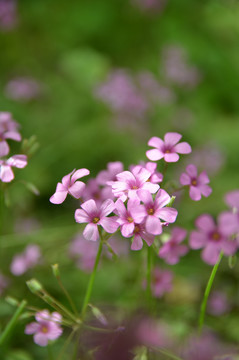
[1,0,239,358]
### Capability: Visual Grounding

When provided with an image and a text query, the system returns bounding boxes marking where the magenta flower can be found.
[144,267,173,298]
[128,222,155,250]
[189,214,238,265]
[5,77,41,101]
[96,161,124,186]
[138,189,178,235]
[180,164,212,201]
[115,198,146,237]
[146,132,191,163]
[25,310,62,347]
[111,167,159,202]
[225,190,239,210]
[0,154,27,182]
[75,199,119,241]
[10,244,41,276]
[69,234,99,272]
[50,168,90,204]
[82,178,113,205]
[159,227,188,264]
[130,162,163,184]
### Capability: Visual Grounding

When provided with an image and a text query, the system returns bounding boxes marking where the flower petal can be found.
[174,142,191,154]
[146,216,162,235]
[100,217,119,233]
[180,172,191,185]
[81,199,98,216]
[195,214,215,232]
[83,223,99,241]
[189,186,201,201]
[156,207,178,223]
[164,132,182,146]
[100,199,115,217]
[0,165,14,182]
[148,136,164,149]
[71,168,90,183]
[74,208,90,223]
[189,230,207,249]
[146,149,164,161]
[131,234,143,250]
[164,152,179,163]
[68,181,85,199]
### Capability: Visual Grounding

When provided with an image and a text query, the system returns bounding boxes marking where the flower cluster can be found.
[10,244,41,276]
[0,112,27,182]
[0,0,18,31]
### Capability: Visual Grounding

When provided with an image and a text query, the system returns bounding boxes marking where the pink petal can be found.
[25,322,39,334]
[202,245,220,265]
[0,165,14,182]
[50,187,68,204]
[172,227,187,242]
[220,239,237,256]
[155,189,171,208]
[225,190,239,209]
[164,152,179,162]
[156,207,178,223]
[81,199,98,216]
[142,182,160,194]
[74,208,90,223]
[71,168,90,183]
[189,186,202,201]
[180,172,191,185]
[186,164,197,178]
[68,181,85,199]
[34,333,48,347]
[116,171,135,183]
[195,214,215,232]
[174,142,192,154]
[100,217,119,233]
[164,132,182,146]
[148,136,164,149]
[83,223,99,241]
[36,310,50,322]
[131,234,143,250]
[199,184,212,198]
[10,255,27,275]
[4,131,21,141]
[198,171,210,185]
[100,199,115,217]
[7,155,28,168]
[137,189,153,206]
[145,216,162,235]
[131,205,146,223]
[115,199,127,217]
[61,170,74,187]
[47,324,63,340]
[51,312,62,323]
[135,167,151,183]
[0,140,10,156]
[141,232,155,246]
[189,231,207,249]
[121,222,135,237]
[146,149,164,161]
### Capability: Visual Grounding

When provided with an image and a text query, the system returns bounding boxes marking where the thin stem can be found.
[81,238,103,319]
[146,246,152,308]
[198,251,223,334]
[56,276,78,316]
[151,346,183,360]
[0,300,27,346]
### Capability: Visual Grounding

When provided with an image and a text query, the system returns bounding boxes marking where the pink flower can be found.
[180,164,212,201]
[25,310,62,347]
[146,132,191,163]
[96,161,124,186]
[0,0,18,31]
[5,77,41,101]
[10,244,41,276]
[0,124,21,157]
[159,227,188,264]
[138,189,178,235]
[0,112,20,133]
[75,199,119,241]
[208,291,231,316]
[129,222,155,250]
[50,168,90,204]
[111,167,159,202]
[144,267,173,298]
[225,190,239,210]
[82,178,114,206]
[69,234,99,272]
[0,154,27,182]
[189,214,238,265]
[130,162,163,184]
[115,198,146,237]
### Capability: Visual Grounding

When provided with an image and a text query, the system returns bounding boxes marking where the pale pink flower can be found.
[138,189,178,235]
[0,272,9,296]
[146,132,191,163]
[10,244,41,276]
[180,164,212,201]
[137,318,172,348]
[5,77,41,101]
[25,310,62,347]
[130,162,163,184]
[75,199,119,241]
[50,168,90,204]
[69,234,99,272]
[82,178,114,206]
[190,214,238,265]
[145,267,173,298]
[0,120,21,156]
[0,154,27,182]
[111,167,159,202]
[128,221,155,250]
[159,227,188,264]
[0,112,20,133]
[114,198,146,237]
[225,190,239,211]
[96,161,124,186]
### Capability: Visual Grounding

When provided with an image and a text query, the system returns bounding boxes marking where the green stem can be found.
[151,346,183,360]
[47,344,54,360]
[58,329,77,360]
[56,276,78,316]
[146,246,152,307]
[0,300,27,346]
[81,239,103,318]
[198,251,223,334]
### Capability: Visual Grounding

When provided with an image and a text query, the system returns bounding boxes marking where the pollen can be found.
[41,326,48,334]
[132,185,138,190]
[191,179,197,186]
[93,217,100,224]
[147,208,154,215]
[127,216,134,223]
[165,149,171,153]
[212,232,220,241]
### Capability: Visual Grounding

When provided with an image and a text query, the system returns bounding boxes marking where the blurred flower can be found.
[159,226,188,264]
[5,77,41,101]
[147,267,173,298]
[0,0,18,31]
[69,233,99,272]
[0,112,21,157]
[82,178,114,206]
[0,154,27,182]
[127,221,155,251]
[111,167,159,202]
[14,217,40,234]
[75,199,119,241]
[0,272,9,296]
[208,291,231,316]
[138,189,178,236]
[137,318,172,348]
[162,45,201,88]
[50,168,90,204]
[0,112,20,133]
[25,310,62,347]
[146,132,191,162]
[10,244,41,276]
[180,164,212,201]
[107,236,130,257]
[97,161,124,186]
[190,214,238,265]
[132,0,167,12]
[225,190,239,211]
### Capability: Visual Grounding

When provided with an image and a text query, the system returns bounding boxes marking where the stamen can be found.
[93,217,100,224]
[147,208,154,215]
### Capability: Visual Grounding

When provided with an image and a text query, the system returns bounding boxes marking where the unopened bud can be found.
[52,264,60,278]
[89,304,108,326]
[166,196,176,207]
[5,296,19,307]
[26,279,43,294]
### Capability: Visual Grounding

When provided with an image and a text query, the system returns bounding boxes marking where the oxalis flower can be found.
[75,199,119,241]
[159,227,188,264]
[50,168,90,204]
[180,164,212,201]
[25,310,62,347]
[138,189,178,235]
[0,154,27,182]
[189,214,238,265]
[146,132,191,163]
